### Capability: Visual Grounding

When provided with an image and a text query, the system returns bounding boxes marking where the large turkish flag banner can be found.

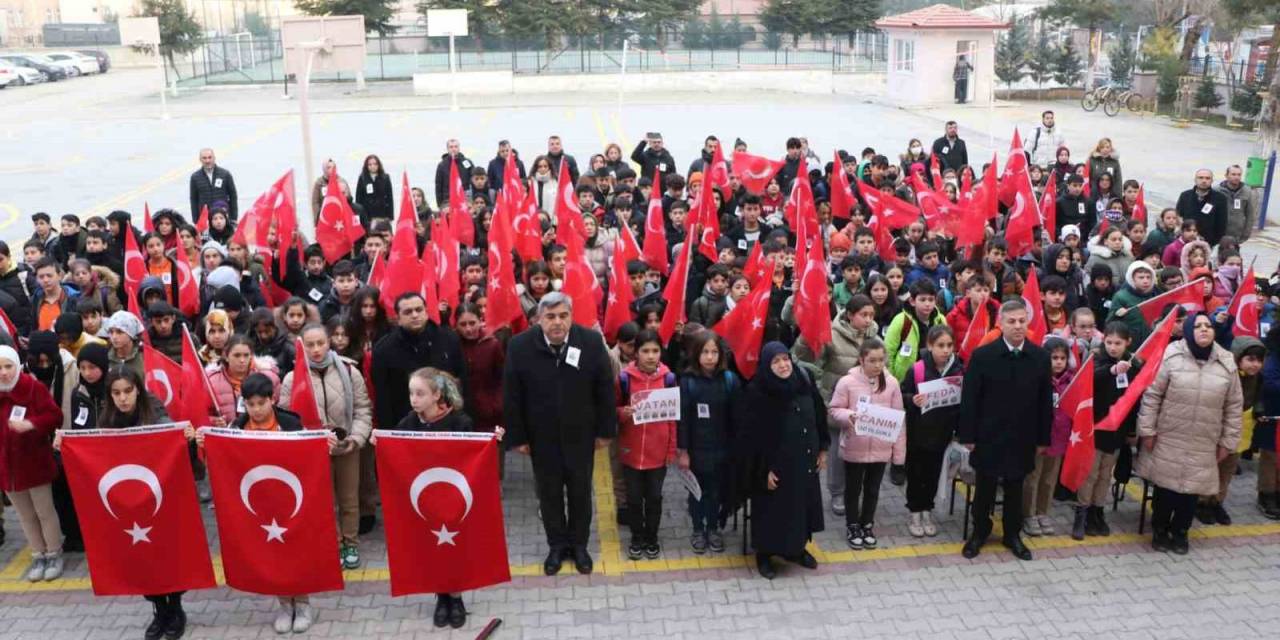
[61,424,215,595]
[376,431,509,596]
[203,429,343,596]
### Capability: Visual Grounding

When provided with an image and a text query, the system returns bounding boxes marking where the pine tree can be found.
[1026,27,1056,97]
[995,12,1030,89]
[1193,74,1225,112]
[1109,32,1136,86]
[1053,38,1083,88]
[295,0,399,36]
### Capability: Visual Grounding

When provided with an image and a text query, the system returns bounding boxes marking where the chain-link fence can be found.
[171,28,888,87]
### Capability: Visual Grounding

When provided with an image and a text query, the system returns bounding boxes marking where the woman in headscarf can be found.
[0,344,65,582]
[51,342,112,553]
[733,342,830,579]
[25,330,78,431]
[198,308,233,368]
[1137,312,1242,554]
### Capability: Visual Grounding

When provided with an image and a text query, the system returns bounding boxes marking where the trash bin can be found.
[1246,156,1269,188]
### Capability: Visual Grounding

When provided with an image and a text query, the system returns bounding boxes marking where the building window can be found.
[894,38,915,73]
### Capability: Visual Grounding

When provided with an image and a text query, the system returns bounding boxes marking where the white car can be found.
[44,51,100,75]
[0,59,45,86]
[0,63,12,88]
[26,53,81,76]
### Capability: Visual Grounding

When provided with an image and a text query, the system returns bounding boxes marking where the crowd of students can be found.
[0,118,1273,638]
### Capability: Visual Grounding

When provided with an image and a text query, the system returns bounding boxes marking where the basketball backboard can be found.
[119,16,160,49]
[427,9,468,37]
[281,15,367,77]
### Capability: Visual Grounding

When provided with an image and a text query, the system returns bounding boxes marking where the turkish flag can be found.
[829,151,856,220]
[641,168,669,275]
[562,241,600,329]
[1135,279,1205,326]
[376,431,510,596]
[1058,356,1096,492]
[742,240,767,288]
[1228,267,1260,339]
[195,204,210,236]
[615,215,642,264]
[785,158,819,244]
[204,429,343,596]
[794,238,832,355]
[1081,160,1092,199]
[123,225,146,319]
[959,299,990,361]
[232,188,273,255]
[1094,313,1176,432]
[867,214,897,263]
[266,171,298,249]
[857,179,919,230]
[707,140,732,197]
[419,241,442,325]
[290,338,325,429]
[260,254,292,308]
[430,216,461,311]
[174,252,199,318]
[712,265,772,379]
[1022,268,1048,345]
[554,158,587,247]
[383,176,425,318]
[930,154,944,192]
[998,129,1026,207]
[1133,183,1148,223]
[953,159,997,254]
[316,169,364,264]
[62,425,215,595]
[513,183,543,264]
[1039,174,1058,241]
[909,172,956,230]
[142,343,185,422]
[691,168,722,263]
[1003,162,1039,258]
[182,326,215,428]
[500,148,525,211]
[143,202,154,233]
[446,160,475,247]
[732,151,784,194]
[365,250,385,289]
[658,240,692,345]
[485,198,524,335]
[603,236,634,343]
[0,307,17,340]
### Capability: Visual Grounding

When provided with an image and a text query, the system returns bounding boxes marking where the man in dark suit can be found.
[189,148,238,221]
[504,292,616,576]
[957,299,1053,561]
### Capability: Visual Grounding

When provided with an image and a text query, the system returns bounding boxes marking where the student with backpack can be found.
[677,330,739,554]
[885,280,947,381]
[616,329,678,560]
[900,325,963,537]
[828,338,906,549]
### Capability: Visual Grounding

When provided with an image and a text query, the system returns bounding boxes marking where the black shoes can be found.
[1170,531,1190,555]
[1259,493,1280,520]
[358,515,376,535]
[433,595,450,628]
[1152,528,1173,553]
[448,596,467,629]
[1211,504,1232,525]
[543,547,568,576]
[1002,537,1033,561]
[889,464,907,486]
[1071,506,1088,541]
[571,547,593,575]
[796,551,818,570]
[961,537,984,559]
[1195,503,1216,525]
[145,602,168,640]
[164,602,186,640]
[1088,506,1111,536]
[756,554,776,580]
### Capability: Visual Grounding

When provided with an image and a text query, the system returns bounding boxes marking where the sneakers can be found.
[25,554,46,583]
[643,542,661,560]
[1037,514,1055,536]
[1023,516,1043,537]
[293,603,315,633]
[707,529,725,553]
[273,601,294,635]
[921,511,939,537]
[846,524,864,550]
[42,552,64,581]
[340,542,361,570]
[690,532,708,554]
[861,524,878,549]
[627,542,644,561]
[831,495,845,516]
[907,512,925,538]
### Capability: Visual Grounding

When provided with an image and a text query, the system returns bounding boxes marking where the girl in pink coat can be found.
[828,338,906,550]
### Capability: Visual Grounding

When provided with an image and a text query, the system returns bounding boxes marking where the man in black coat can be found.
[433,138,476,209]
[371,292,467,429]
[189,148,238,221]
[630,133,677,187]
[957,299,1053,561]
[1175,169,1230,247]
[503,292,616,576]
[486,140,526,193]
[545,135,579,185]
[0,242,33,336]
[930,121,969,172]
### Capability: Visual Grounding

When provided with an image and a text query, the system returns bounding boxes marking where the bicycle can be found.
[1080,85,1114,112]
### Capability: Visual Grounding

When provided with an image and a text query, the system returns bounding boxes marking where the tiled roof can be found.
[875,4,1009,30]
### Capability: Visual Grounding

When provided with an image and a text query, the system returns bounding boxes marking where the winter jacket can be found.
[1107,262,1159,345]
[678,369,738,472]
[108,344,144,380]
[1255,348,1280,453]
[36,349,79,431]
[905,262,952,291]
[689,289,729,329]
[393,408,475,433]
[250,332,295,378]
[1212,264,1242,300]
[1087,153,1122,199]
[486,154,526,193]
[68,381,105,430]
[354,171,394,222]
[630,141,677,186]
[791,311,878,401]
[434,152,477,208]
[1176,187,1230,246]
[1179,240,1212,278]
[584,229,617,287]
[230,407,305,432]
[1083,245,1133,289]
[1218,180,1255,241]
[946,297,999,345]
[206,359,280,425]
[1025,123,1066,167]
[1137,340,1243,495]
[900,355,964,451]
[460,333,505,432]
[828,366,906,465]
[0,261,33,336]
[1085,282,1115,326]
[884,308,947,381]
[372,323,467,431]
[1092,350,1143,453]
[0,373,63,492]
[615,363,677,470]
[1232,336,1264,453]
[930,135,968,172]
[502,324,616,454]
[1047,367,1074,456]
[279,355,373,446]
[189,165,238,221]
[1041,243,1086,311]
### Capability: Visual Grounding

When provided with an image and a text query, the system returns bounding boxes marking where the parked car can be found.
[0,59,45,86]
[0,54,66,81]
[45,51,99,75]
[0,63,13,89]
[76,49,110,73]
[29,53,82,77]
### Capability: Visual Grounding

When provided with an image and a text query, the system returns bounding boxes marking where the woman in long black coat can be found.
[734,342,830,579]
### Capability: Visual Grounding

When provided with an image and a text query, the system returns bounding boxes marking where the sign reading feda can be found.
[917,376,963,413]
[631,388,680,425]
[853,404,905,444]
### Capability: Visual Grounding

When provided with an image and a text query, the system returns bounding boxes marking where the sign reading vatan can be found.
[631,388,681,425]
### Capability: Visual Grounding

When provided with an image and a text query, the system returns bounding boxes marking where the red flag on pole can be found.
[867,213,898,263]
[181,326,215,428]
[1058,356,1096,492]
[174,254,199,318]
[1132,183,1148,223]
[375,432,510,596]
[1134,279,1205,326]
[658,240,692,345]
[1039,173,1058,241]
[316,169,365,264]
[554,158,587,247]
[123,225,146,319]
[62,425,216,595]
[603,236,634,343]
[484,198,524,335]
[430,216,461,312]
[998,129,1026,207]
[742,240,767,288]
[446,160,474,247]
[731,151,784,194]
[195,204,210,236]
[829,150,856,220]
[383,176,425,318]
[953,159,997,255]
[232,189,273,255]
[1003,161,1039,258]
[1081,160,1092,199]
[266,171,297,249]
[856,179,920,230]
[204,429,344,596]
[513,184,543,263]
[959,299,990,361]
[419,241,442,326]
[561,237,600,329]
[1022,268,1048,345]
[143,202,154,233]
[0,307,18,340]
[1094,313,1176,432]
[641,168,669,276]
[794,237,832,355]
[1228,267,1260,339]
[692,164,722,262]
[365,249,385,289]
[289,338,325,429]
[930,154,944,192]
[712,265,772,379]
[142,343,185,423]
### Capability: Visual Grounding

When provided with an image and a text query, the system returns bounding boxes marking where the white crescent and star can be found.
[408,467,474,546]
[239,464,305,543]
[98,464,164,543]
[146,370,174,406]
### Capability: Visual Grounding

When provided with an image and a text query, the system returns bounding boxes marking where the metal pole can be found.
[1260,151,1277,230]
[158,46,169,120]
[299,49,318,242]
[618,39,627,110]
[449,33,458,111]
